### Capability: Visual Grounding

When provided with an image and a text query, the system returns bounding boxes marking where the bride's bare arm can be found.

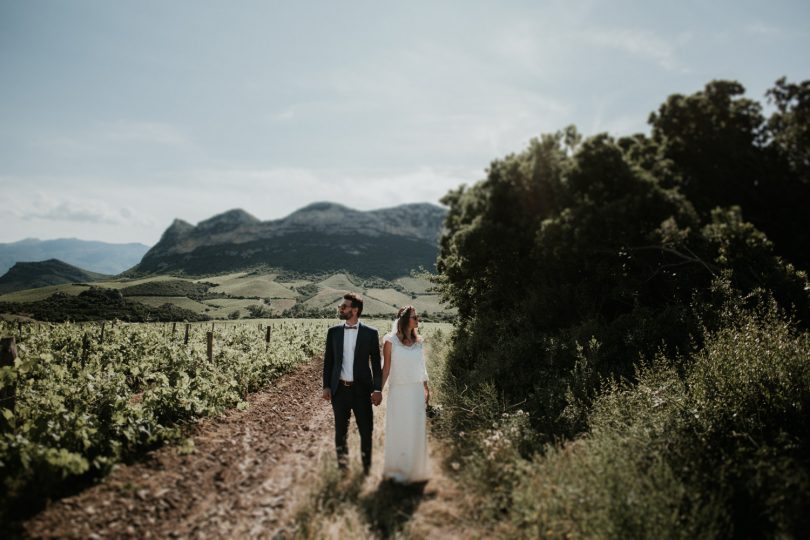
[382,341,392,388]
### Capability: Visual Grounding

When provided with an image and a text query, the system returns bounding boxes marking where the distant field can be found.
[266,298,296,315]
[203,298,261,308]
[276,279,312,288]
[0,283,90,302]
[96,275,180,289]
[366,287,415,307]
[208,275,298,299]
[365,288,447,314]
[200,298,263,318]
[354,296,399,317]
[408,295,447,314]
[393,276,435,294]
[193,272,251,285]
[128,296,211,313]
[301,288,346,310]
[0,271,453,320]
[317,273,358,290]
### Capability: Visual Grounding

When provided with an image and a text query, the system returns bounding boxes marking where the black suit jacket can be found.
[323,322,382,395]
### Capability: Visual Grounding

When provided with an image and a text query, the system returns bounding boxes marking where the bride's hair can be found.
[395,305,422,344]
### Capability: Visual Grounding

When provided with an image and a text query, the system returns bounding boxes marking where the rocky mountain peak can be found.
[196,209,259,232]
[133,202,448,278]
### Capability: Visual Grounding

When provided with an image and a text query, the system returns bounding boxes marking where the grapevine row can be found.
[0,319,327,518]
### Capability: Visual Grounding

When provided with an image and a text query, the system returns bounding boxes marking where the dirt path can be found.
[23,358,473,539]
[23,359,333,539]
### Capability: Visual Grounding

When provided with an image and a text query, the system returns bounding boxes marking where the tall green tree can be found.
[437,83,810,436]
[646,79,810,269]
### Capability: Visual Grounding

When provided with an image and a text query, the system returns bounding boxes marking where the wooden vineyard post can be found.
[172,322,177,340]
[81,333,90,368]
[0,336,17,430]
[17,321,22,340]
[184,324,190,345]
[265,326,272,351]
[207,331,214,362]
[99,322,105,344]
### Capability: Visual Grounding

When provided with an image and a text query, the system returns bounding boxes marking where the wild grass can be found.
[291,458,433,539]
[430,301,810,538]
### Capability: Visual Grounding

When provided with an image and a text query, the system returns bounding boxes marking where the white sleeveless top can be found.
[383,334,428,386]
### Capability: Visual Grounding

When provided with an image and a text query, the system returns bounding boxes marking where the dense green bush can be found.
[510,303,810,538]
[436,80,810,437]
[432,78,810,536]
[433,302,809,537]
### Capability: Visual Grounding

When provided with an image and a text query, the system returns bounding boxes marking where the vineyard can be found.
[0,319,329,526]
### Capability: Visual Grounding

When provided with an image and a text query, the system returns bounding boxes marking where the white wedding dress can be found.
[382,333,431,482]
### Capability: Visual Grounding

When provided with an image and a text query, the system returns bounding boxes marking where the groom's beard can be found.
[338,312,349,320]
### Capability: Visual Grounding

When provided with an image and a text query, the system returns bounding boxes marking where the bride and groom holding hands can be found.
[322,293,430,483]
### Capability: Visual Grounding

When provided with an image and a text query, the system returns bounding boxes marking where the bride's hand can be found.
[424,386,430,405]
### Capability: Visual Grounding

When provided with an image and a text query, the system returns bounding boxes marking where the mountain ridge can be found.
[131,202,447,279]
[0,238,150,276]
[0,259,108,294]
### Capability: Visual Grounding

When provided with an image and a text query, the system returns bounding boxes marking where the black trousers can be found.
[331,383,373,472]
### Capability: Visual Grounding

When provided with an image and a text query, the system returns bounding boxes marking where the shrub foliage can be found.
[433,78,810,536]
[436,79,810,437]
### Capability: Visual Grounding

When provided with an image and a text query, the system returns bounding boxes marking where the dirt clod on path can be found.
[24,358,333,539]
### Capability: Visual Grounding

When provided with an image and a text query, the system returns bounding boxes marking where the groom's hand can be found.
[322,388,331,401]
[371,391,382,406]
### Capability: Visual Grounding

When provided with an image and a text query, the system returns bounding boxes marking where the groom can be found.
[322,293,382,474]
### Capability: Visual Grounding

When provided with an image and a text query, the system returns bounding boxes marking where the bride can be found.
[381,305,431,483]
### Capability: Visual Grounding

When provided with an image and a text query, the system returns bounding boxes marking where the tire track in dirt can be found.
[23,358,332,539]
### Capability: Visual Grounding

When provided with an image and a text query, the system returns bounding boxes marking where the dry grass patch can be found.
[301,288,347,309]
[365,288,414,307]
[393,276,434,295]
[124,295,210,313]
[317,273,358,290]
[0,283,90,302]
[208,274,298,298]
[96,275,180,289]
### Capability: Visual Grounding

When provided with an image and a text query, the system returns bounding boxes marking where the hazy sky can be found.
[1,0,808,246]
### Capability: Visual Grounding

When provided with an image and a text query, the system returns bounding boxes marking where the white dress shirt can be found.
[340,322,360,381]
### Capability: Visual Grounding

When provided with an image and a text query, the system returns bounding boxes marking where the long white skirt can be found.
[383,382,430,482]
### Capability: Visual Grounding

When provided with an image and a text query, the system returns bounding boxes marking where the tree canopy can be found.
[437,78,810,436]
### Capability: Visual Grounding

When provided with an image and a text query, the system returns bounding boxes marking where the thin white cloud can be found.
[32,121,193,158]
[585,28,688,72]
[745,22,782,36]
[167,165,470,219]
[272,108,296,121]
[10,191,156,227]
[100,121,191,147]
